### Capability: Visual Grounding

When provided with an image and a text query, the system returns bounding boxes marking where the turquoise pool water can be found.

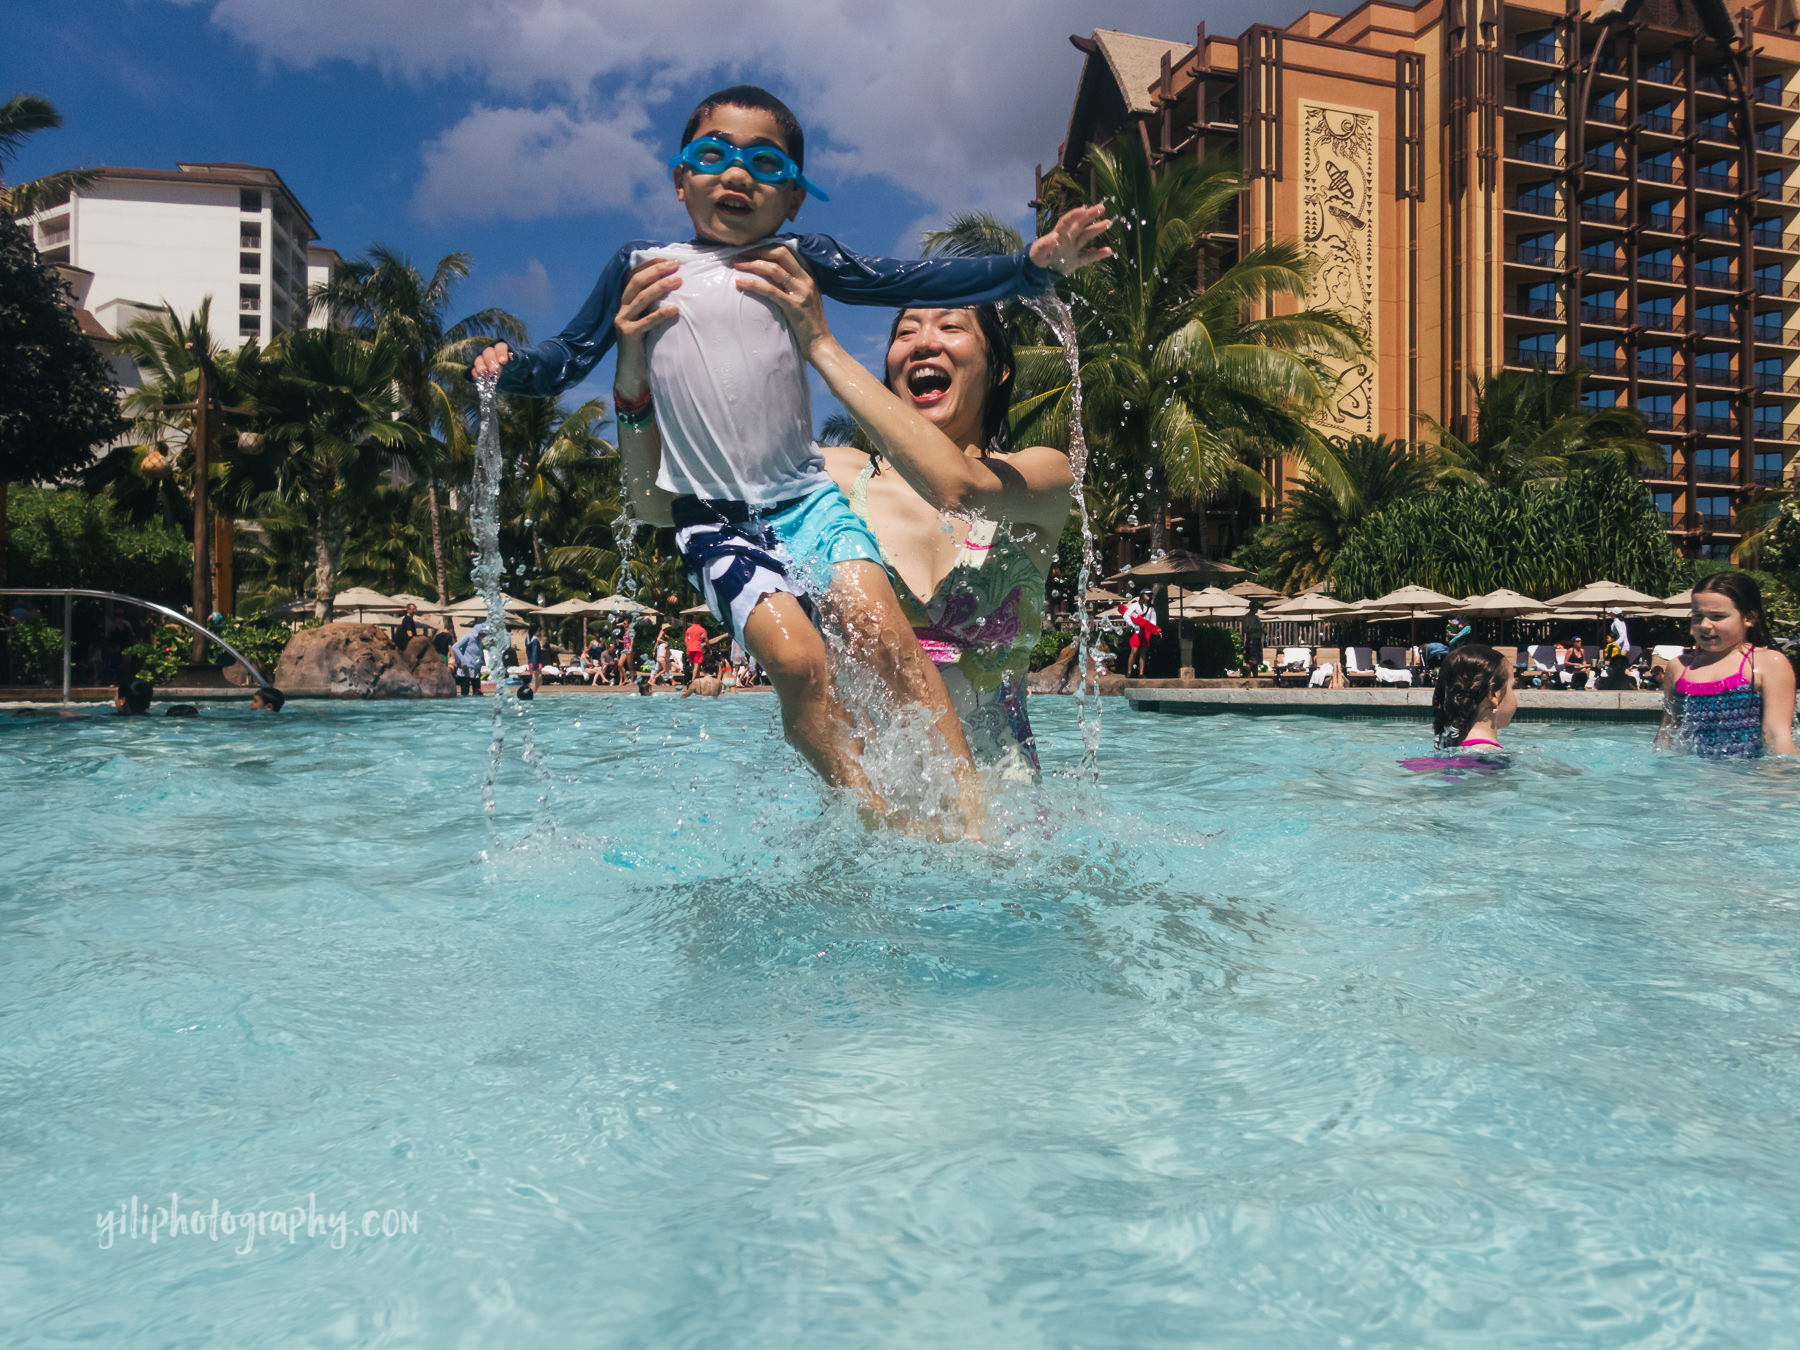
[3,697,1798,1347]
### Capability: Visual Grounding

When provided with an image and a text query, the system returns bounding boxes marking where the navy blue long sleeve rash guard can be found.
[493,234,1059,400]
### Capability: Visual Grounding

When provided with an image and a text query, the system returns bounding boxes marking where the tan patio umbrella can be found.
[591,593,655,615]
[1545,579,1662,613]
[384,592,443,614]
[1354,584,1462,644]
[444,593,537,615]
[1225,579,1283,603]
[1084,586,1128,606]
[1104,549,1246,587]
[1262,593,1357,621]
[1168,586,1250,619]
[328,585,399,620]
[1459,588,1543,617]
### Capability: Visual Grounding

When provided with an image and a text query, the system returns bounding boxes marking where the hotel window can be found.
[1755,262,1786,295]
[1591,89,1625,121]
[1637,295,1675,329]
[1641,150,1676,182]
[1639,345,1678,380]
[1696,398,1735,432]
[1697,493,1732,523]
[1695,301,1735,335]
[1641,54,1676,84]
[239,188,261,212]
[1643,198,1677,230]
[1582,239,1621,272]
[1516,230,1558,265]
[1755,356,1786,389]
[1519,280,1562,318]
[1580,386,1619,410]
[1516,332,1559,363]
[1653,491,1677,521]
[1696,350,1734,383]
[1697,110,1733,140]
[1695,448,1733,483]
[1754,404,1784,434]
[1515,131,1559,165]
[1756,451,1786,484]
[1695,255,1735,287]
[1641,393,1676,428]
[1517,79,1559,114]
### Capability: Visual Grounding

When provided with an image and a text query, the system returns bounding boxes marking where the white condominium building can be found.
[21,161,335,371]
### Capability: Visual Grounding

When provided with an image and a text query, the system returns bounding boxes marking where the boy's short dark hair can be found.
[681,85,805,168]
[117,677,153,715]
[251,685,286,712]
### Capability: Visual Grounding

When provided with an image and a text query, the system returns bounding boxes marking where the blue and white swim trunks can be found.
[671,483,881,645]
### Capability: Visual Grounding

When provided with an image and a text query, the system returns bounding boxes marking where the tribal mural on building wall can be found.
[1300,102,1377,434]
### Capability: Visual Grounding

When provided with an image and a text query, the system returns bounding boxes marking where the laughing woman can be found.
[731,248,1072,780]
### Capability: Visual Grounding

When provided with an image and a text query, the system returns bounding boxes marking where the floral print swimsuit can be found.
[849,463,1045,780]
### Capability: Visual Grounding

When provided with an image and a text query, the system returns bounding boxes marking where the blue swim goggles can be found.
[668,136,829,201]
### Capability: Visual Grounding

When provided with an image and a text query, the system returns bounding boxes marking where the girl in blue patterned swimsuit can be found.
[1657,571,1797,758]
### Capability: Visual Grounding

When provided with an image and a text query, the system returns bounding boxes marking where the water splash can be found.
[1023,292,1102,779]
[471,373,552,839]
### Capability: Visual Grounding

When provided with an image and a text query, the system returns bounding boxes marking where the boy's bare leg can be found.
[740,592,884,810]
[822,560,984,837]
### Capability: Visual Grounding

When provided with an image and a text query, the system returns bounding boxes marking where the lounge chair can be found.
[1279,647,1313,680]
[1343,646,1378,685]
[1374,646,1413,686]
[1309,646,1344,689]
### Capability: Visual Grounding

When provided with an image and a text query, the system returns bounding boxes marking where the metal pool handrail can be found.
[1,588,273,702]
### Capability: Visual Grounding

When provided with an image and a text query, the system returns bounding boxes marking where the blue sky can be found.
[9,0,1306,419]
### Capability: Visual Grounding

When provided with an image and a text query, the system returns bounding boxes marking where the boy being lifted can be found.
[473,85,1109,830]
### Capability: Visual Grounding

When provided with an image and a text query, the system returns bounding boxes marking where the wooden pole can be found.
[190,357,212,663]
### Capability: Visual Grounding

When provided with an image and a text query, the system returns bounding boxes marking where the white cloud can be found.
[486,256,554,311]
[413,104,666,223]
[174,0,1270,226]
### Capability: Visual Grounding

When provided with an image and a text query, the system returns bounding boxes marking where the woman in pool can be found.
[731,250,1072,780]
[1657,570,1796,759]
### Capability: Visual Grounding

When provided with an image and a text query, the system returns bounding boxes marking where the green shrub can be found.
[213,615,289,670]
[121,624,188,685]
[3,487,190,607]
[1030,628,1076,670]
[8,619,64,683]
[1332,462,1680,600]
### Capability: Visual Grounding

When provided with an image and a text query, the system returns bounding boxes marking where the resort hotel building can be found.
[1061,0,1800,557]
[19,161,337,389]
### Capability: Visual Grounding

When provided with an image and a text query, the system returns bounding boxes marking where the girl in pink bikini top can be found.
[1400,644,1518,774]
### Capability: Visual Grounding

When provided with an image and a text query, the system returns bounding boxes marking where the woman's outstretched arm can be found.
[733,248,1070,534]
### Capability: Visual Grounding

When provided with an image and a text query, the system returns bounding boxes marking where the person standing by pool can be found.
[725,260,1071,779]
[1657,570,1796,758]
[451,622,486,696]
[525,623,544,694]
[684,619,708,684]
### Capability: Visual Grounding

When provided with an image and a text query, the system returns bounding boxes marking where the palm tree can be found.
[1258,434,1437,590]
[928,139,1367,555]
[309,246,526,603]
[500,394,614,574]
[0,94,96,215]
[1427,367,1659,490]
[250,329,418,618]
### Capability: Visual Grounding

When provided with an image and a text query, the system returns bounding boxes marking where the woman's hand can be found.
[731,247,833,356]
[1028,203,1114,276]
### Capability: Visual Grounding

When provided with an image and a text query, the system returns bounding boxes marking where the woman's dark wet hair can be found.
[681,85,805,168]
[1432,644,1512,748]
[1693,569,1772,645]
[884,304,1016,453]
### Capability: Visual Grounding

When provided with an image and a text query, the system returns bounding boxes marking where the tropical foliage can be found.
[309,246,525,601]
[1253,434,1435,590]
[927,137,1366,554]
[3,485,189,605]
[1332,461,1682,600]
[1426,367,1659,489]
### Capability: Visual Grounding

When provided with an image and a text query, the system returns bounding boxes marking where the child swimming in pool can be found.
[1400,644,1518,774]
[470,85,1110,833]
[1656,569,1797,759]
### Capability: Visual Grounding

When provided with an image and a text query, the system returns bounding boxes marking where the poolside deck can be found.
[1123,682,1666,723]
